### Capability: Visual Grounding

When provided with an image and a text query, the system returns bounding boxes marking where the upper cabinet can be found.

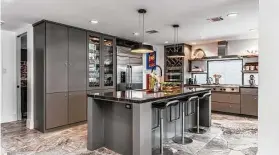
[87,32,102,90]
[87,33,116,90]
[68,28,87,91]
[46,23,69,93]
[102,36,116,89]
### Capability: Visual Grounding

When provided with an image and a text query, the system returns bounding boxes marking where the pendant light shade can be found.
[167,24,185,57]
[131,43,154,53]
[131,9,154,53]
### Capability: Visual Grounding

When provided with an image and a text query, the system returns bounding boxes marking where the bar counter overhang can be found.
[87,87,211,155]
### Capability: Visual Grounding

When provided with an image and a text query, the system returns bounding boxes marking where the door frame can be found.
[16,33,27,121]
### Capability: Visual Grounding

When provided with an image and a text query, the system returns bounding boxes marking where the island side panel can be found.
[199,91,212,127]
[133,103,152,155]
[103,102,133,155]
[87,98,104,150]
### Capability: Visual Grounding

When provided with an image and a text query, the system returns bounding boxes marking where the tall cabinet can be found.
[87,32,116,90]
[34,21,87,132]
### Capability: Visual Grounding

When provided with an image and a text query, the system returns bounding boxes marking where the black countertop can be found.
[240,85,258,89]
[87,87,211,104]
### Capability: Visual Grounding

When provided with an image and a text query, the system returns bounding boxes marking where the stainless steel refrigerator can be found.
[117,46,143,91]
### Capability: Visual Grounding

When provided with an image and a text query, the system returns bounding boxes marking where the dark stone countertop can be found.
[87,87,211,104]
[240,85,258,89]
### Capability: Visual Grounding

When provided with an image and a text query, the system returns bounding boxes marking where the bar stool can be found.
[152,99,180,155]
[188,92,211,134]
[172,96,199,144]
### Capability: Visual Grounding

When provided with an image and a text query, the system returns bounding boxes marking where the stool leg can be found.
[160,109,163,154]
[182,102,185,144]
[197,99,200,134]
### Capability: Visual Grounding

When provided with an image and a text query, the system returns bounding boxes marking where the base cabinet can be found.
[46,93,69,129]
[69,91,87,124]
[240,88,258,116]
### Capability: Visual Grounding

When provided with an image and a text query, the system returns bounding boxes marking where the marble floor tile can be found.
[1,113,258,155]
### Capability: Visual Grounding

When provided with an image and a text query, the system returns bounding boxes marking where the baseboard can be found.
[26,119,34,129]
[1,114,17,123]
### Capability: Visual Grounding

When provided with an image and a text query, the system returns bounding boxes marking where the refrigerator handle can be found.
[130,65,133,89]
[126,65,130,89]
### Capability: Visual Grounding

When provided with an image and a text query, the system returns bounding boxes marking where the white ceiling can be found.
[1,0,259,45]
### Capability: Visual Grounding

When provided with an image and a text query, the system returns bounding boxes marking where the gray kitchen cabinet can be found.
[211,92,241,114]
[46,92,68,129]
[87,33,116,90]
[69,28,87,91]
[34,20,116,132]
[87,32,102,90]
[101,35,116,89]
[241,95,258,116]
[241,88,258,116]
[69,91,87,124]
[46,23,69,93]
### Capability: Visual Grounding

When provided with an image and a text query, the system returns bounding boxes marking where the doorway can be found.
[16,33,27,120]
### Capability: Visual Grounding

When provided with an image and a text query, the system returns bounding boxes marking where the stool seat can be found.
[152,100,179,109]
[152,100,168,109]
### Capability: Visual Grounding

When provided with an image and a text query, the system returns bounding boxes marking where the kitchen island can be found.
[87,87,211,155]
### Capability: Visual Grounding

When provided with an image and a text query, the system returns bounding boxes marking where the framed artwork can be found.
[146,51,156,70]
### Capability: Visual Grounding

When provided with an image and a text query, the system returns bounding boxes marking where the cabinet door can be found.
[46,92,68,129]
[101,35,116,89]
[69,28,87,91]
[46,23,68,93]
[241,95,258,116]
[69,91,87,124]
[87,32,102,90]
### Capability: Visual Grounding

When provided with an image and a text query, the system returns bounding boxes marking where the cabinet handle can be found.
[64,62,68,66]
[64,94,67,97]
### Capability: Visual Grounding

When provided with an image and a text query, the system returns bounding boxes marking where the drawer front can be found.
[241,95,258,116]
[212,102,240,114]
[212,93,240,104]
[241,88,258,95]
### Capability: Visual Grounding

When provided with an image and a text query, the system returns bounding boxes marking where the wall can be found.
[1,30,17,123]
[259,0,279,154]
[228,39,258,55]
[191,42,218,57]
[191,39,259,57]
[15,25,34,129]
[190,39,259,85]
[142,45,164,89]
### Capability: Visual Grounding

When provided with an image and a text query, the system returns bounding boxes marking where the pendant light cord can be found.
[142,13,145,44]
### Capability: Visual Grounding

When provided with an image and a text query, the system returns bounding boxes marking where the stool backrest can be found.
[200,93,211,100]
[187,96,199,103]
[166,100,180,107]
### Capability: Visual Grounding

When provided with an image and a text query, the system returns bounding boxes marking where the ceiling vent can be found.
[207,16,224,22]
[146,30,159,34]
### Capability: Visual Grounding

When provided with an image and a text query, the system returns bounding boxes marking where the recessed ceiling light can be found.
[165,41,169,44]
[227,12,238,17]
[249,29,256,32]
[133,32,140,36]
[90,20,98,24]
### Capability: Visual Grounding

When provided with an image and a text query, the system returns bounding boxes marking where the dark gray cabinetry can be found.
[69,91,87,124]
[241,88,258,116]
[46,93,68,129]
[211,92,241,114]
[69,28,87,91]
[46,23,69,93]
[34,21,88,132]
[87,33,116,90]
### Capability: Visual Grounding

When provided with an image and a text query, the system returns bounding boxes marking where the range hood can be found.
[201,41,240,60]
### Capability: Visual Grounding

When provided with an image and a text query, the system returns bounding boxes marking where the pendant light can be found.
[168,24,185,58]
[131,9,154,53]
